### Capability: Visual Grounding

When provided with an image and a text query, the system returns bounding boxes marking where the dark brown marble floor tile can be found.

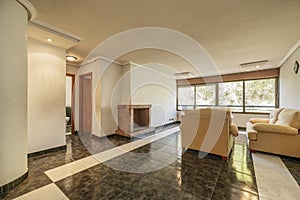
[178,171,217,199]
[148,165,183,188]
[212,180,259,200]
[223,159,255,177]
[129,175,182,200]
[218,168,257,194]
[3,171,52,199]
[113,191,157,200]
[56,167,123,200]
[281,156,300,185]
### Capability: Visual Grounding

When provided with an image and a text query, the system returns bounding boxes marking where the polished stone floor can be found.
[2,126,300,200]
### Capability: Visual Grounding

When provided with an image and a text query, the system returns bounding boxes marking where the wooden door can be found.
[79,73,92,134]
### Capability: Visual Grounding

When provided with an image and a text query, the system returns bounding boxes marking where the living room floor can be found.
[3,126,300,200]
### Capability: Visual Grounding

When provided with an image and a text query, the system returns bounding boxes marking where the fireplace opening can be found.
[133,108,150,131]
[116,104,154,137]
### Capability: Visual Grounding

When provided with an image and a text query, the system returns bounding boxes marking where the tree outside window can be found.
[219,81,243,112]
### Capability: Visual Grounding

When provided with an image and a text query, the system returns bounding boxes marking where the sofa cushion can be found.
[250,118,269,124]
[254,123,299,135]
[275,109,300,129]
[269,108,283,124]
[290,111,300,130]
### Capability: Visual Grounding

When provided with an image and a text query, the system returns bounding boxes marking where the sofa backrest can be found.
[275,108,300,129]
[184,108,232,123]
[269,108,283,124]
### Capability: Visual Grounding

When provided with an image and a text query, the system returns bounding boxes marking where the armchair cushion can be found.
[275,109,300,129]
[269,108,283,124]
[250,118,269,124]
[253,123,298,135]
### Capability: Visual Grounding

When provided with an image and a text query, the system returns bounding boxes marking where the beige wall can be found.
[0,0,29,186]
[232,113,268,128]
[27,39,66,153]
[75,59,177,137]
[75,60,123,137]
[280,46,300,110]
[66,64,78,74]
[129,64,177,127]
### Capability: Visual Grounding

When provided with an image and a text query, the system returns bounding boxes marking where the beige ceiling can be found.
[28,0,300,76]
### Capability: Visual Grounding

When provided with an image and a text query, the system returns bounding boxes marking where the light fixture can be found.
[240,60,268,72]
[47,38,52,42]
[66,55,77,61]
[174,71,194,78]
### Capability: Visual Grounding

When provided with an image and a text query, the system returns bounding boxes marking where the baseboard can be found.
[28,145,67,158]
[0,171,28,199]
[155,121,181,130]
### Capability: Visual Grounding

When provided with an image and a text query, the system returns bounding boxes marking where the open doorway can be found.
[79,73,92,134]
[66,73,75,134]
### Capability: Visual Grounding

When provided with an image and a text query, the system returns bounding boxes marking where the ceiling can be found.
[28,0,300,76]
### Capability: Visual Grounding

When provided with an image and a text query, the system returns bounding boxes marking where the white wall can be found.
[74,60,177,137]
[75,60,123,137]
[66,64,78,74]
[66,76,72,107]
[0,0,28,186]
[233,113,268,128]
[280,46,300,109]
[27,39,66,153]
[99,61,123,135]
[129,64,177,127]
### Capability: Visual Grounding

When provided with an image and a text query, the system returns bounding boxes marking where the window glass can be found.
[196,84,216,109]
[177,86,194,110]
[219,81,243,112]
[245,79,276,112]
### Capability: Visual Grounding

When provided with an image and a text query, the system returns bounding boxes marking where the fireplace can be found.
[116,105,154,137]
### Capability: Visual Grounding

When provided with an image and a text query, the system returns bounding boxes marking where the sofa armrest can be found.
[253,123,298,135]
[230,123,239,137]
[249,118,270,124]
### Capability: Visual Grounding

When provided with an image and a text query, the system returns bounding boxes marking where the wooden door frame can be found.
[66,73,75,134]
[79,72,93,133]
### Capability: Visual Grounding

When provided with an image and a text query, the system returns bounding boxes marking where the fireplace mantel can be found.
[117,104,152,109]
[115,104,154,137]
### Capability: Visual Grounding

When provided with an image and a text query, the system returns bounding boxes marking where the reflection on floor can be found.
[2,126,300,200]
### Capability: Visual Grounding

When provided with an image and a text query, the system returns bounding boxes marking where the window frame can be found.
[176,77,279,114]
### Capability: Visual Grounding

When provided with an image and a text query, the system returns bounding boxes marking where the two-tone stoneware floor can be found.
[2,126,300,200]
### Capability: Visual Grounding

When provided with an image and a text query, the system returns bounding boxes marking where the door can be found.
[66,73,75,134]
[79,73,92,134]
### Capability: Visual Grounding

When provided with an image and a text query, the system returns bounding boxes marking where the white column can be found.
[0,0,36,186]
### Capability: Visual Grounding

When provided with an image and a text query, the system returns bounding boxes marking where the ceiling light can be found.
[66,55,77,61]
[47,38,52,42]
[240,60,268,72]
[175,72,194,78]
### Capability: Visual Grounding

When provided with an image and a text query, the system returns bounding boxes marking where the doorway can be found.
[79,73,92,134]
[66,73,75,134]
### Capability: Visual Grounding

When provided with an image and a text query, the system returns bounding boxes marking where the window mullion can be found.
[194,85,196,110]
[216,83,219,107]
[243,80,246,113]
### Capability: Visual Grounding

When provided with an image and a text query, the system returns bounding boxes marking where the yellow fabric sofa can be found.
[180,108,238,160]
[247,108,300,158]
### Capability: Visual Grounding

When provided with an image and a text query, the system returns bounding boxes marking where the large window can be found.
[219,81,243,112]
[196,84,216,109]
[177,86,194,110]
[177,78,277,113]
[245,79,276,113]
